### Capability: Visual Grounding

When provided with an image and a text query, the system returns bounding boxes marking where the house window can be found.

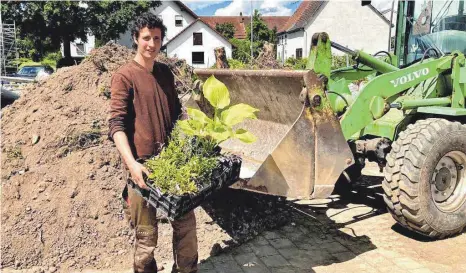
[175,15,183,27]
[193,32,202,45]
[76,43,85,56]
[192,52,204,64]
[296,48,303,59]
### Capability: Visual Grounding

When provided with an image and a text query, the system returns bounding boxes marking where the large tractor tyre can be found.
[382,118,466,239]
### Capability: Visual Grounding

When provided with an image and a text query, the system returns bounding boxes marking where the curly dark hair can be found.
[131,12,167,50]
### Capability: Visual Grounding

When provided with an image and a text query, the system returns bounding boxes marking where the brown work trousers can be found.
[122,184,199,273]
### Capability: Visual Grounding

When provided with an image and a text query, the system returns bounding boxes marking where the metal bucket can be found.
[188,69,354,199]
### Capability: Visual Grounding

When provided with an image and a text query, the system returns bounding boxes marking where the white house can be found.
[116,1,232,68]
[163,19,232,68]
[277,0,394,62]
[61,36,95,58]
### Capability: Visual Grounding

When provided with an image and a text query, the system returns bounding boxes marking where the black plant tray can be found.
[127,154,242,221]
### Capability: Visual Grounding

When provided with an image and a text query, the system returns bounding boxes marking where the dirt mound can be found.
[1,42,291,273]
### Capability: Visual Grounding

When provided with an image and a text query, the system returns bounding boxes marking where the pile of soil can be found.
[0,42,291,273]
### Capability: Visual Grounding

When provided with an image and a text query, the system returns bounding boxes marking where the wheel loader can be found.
[189,0,466,239]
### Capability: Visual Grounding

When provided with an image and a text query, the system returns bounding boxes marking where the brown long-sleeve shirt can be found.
[108,60,182,159]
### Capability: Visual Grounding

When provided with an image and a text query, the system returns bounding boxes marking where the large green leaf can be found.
[203,75,230,109]
[187,108,212,125]
[220,103,259,126]
[210,124,231,143]
[187,120,205,132]
[234,129,257,143]
[177,120,196,135]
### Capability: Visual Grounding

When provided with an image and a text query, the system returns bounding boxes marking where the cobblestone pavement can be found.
[190,165,466,273]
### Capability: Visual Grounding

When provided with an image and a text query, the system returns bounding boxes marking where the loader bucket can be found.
[189,69,354,199]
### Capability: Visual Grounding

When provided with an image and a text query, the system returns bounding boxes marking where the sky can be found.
[182,0,396,16]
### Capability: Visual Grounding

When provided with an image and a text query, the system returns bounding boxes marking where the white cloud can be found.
[214,0,293,16]
[260,0,293,16]
[214,0,249,16]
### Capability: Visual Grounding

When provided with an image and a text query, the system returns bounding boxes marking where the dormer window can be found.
[175,15,183,27]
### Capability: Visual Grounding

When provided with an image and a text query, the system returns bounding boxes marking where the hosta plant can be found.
[177,75,259,145]
[144,75,259,195]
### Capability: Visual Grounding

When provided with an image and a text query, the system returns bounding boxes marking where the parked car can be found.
[14,65,54,79]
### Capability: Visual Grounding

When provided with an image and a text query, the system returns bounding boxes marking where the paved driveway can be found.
[194,165,466,273]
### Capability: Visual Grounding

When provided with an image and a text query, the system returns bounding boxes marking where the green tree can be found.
[270,26,278,44]
[246,10,271,46]
[1,2,87,60]
[1,1,160,62]
[86,1,161,47]
[230,38,261,62]
[215,22,235,40]
[244,9,274,58]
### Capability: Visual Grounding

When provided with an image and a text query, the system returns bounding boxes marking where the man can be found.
[108,12,198,273]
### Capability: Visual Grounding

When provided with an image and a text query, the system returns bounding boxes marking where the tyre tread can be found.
[382,118,465,238]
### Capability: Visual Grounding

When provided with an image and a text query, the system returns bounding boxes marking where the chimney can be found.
[240,12,244,23]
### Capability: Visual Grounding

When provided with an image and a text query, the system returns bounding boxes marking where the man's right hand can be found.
[128,161,150,190]
[112,131,150,190]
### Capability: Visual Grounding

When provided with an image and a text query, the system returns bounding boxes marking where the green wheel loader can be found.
[190,0,466,239]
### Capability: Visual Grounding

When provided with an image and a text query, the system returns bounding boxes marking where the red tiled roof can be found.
[279,1,325,33]
[200,16,248,39]
[200,16,290,39]
[243,16,291,32]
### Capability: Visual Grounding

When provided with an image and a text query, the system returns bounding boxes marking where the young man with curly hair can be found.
[108,12,198,273]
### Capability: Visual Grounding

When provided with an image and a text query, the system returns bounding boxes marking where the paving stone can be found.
[213,253,235,263]
[240,262,270,273]
[252,236,270,246]
[260,255,290,268]
[198,260,214,271]
[377,266,405,273]
[286,232,306,243]
[375,249,402,259]
[286,255,314,270]
[360,252,393,267]
[252,245,280,258]
[212,258,243,273]
[277,247,302,260]
[233,253,270,273]
[233,253,260,266]
[295,242,319,251]
[198,270,217,273]
[330,251,355,263]
[263,231,281,240]
[231,244,254,255]
[269,267,309,273]
[393,257,424,270]
[409,268,435,273]
[312,265,337,273]
[268,238,295,249]
[321,241,349,254]
[307,249,337,265]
